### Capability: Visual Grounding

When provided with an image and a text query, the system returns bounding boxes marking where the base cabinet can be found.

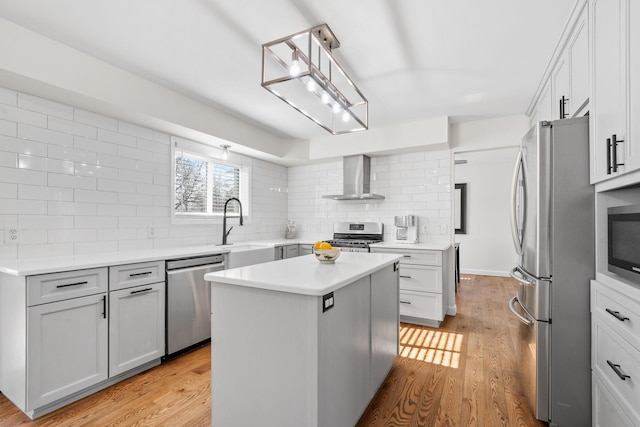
[109,282,165,376]
[27,293,108,409]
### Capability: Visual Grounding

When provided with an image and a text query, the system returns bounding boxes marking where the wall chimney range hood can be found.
[322,155,385,200]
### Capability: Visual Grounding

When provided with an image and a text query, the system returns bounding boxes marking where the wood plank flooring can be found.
[0,275,546,426]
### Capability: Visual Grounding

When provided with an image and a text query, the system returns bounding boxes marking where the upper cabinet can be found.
[590,0,640,184]
[529,2,590,125]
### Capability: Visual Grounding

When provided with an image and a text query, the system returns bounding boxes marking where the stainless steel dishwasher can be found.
[165,254,224,357]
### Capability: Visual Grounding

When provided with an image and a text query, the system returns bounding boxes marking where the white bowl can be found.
[314,248,341,263]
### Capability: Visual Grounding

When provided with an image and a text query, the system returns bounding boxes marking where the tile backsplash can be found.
[0,87,288,260]
[287,151,451,243]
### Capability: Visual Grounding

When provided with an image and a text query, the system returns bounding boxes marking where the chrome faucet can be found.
[222,197,243,245]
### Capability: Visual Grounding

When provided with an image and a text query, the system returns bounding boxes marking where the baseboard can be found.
[460,268,510,277]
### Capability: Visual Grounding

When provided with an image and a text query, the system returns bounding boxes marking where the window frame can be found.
[171,136,251,225]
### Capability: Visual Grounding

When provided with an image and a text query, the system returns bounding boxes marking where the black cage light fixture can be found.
[261,24,368,135]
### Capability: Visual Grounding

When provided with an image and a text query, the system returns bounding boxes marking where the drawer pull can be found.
[403,255,412,258]
[129,271,153,277]
[399,275,412,279]
[607,360,631,381]
[399,300,412,305]
[130,288,153,295]
[56,281,88,289]
[102,295,107,319]
[606,308,630,322]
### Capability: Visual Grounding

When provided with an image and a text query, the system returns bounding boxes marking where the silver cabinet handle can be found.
[607,360,631,381]
[605,308,630,322]
[510,267,536,287]
[56,281,88,288]
[129,271,153,277]
[399,300,412,305]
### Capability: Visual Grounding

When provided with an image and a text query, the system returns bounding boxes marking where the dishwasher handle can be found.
[166,262,225,277]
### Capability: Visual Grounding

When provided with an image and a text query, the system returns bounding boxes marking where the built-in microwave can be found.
[608,205,640,283]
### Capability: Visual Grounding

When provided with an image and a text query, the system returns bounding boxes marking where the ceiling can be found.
[0,0,577,142]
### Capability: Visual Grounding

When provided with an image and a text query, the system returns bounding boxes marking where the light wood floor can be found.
[0,275,546,426]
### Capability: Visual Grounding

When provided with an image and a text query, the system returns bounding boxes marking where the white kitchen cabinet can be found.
[370,247,448,327]
[591,280,640,426]
[552,56,570,120]
[569,7,590,117]
[274,244,299,260]
[589,0,640,183]
[109,282,165,377]
[298,244,313,256]
[27,293,108,410]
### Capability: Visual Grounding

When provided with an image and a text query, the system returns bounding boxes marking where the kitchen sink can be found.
[225,245,274,269]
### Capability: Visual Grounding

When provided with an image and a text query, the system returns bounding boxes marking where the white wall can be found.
[454,147,519,276]
[288,150,452,243]
[0,86,288,260]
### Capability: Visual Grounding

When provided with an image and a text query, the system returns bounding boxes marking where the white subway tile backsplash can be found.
[0,87,17,106]
[48,173,96,190]
[19,185,73,201]
[0,166,47,186]
[19,155,75,175]
[97,178,136,193]
[74,109,118,131]
[0,183,17,199]
[18,94,74,119]
[98,128,136,147]
[19,215,74,229]
[118,169,152,184]
[0,134,48,157]
[19,243,74,259]
[98,203,136,217]
[96,153,136,170]
[74,189,118,204]
[118,192,153,206]
[48,116,97,139]
[0,151,17,168]
[73,241,118,255]
[118,121,154,139]
[0,119,17,137]
[19,123,74,147]
[76,216,118,229]
[48,144,97,164]
[118,145,149,161]
[74,163,118,180]
[137,137,169,154]
[48,229,97,243]
[0,104,47,128]
[0,199,47,215]
[48,201,97,216]
[74,136,117,155]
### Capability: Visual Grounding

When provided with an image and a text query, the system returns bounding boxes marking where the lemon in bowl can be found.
[313,242,341,264]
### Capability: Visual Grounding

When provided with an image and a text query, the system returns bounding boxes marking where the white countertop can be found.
[369,241,452,251]
[205,252,402,296]
[0,239,312,276]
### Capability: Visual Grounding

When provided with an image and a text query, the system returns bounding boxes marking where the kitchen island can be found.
[204,252,402,427]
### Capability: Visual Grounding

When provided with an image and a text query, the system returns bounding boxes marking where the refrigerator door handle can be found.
[510,266,535,287]
[509,296,533,326]
[510,150,524,255]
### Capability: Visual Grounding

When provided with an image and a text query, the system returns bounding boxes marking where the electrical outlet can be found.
[322,292,334,312]
[4,226,20,245]
[148,226,156,238]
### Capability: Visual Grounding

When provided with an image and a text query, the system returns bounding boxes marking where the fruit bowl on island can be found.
[314,248,341,263]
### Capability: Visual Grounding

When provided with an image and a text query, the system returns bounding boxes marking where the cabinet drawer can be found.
[27,268,108,306]
[592,320,640,419]
[109,261,165,291]
[593,372,639,427]
[372,248,442,266]
[399,265,442,293]
[398,290,443,321]
[592,281,640,350]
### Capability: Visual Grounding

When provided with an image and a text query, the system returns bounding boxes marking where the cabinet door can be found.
[569,7,589,116]
[590,0,627,183]
[552,56,570,120]
[109,282,165,376]
[370,263,399,396]
[284,244,299,259]
[27,293,108,410]
[537,78,553,123]
[626,0,640,173]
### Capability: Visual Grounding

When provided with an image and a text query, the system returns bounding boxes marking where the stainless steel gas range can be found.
[326,222,383,252]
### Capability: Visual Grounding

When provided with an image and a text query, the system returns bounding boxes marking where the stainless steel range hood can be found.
[322,155,385,200]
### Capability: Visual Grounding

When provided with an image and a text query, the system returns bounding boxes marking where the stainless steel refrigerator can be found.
[508,116,593,427]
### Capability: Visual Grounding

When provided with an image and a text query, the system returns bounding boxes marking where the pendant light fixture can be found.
[261,24,368,135]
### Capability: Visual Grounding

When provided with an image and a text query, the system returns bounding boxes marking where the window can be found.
[172,136,249,222]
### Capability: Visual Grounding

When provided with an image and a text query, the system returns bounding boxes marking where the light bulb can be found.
[321,92,330,104]
[221,145,229,160]
[289,60,300,76]
[306,80,316,92]
[342,111,350,122]
[332,103,342,114]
